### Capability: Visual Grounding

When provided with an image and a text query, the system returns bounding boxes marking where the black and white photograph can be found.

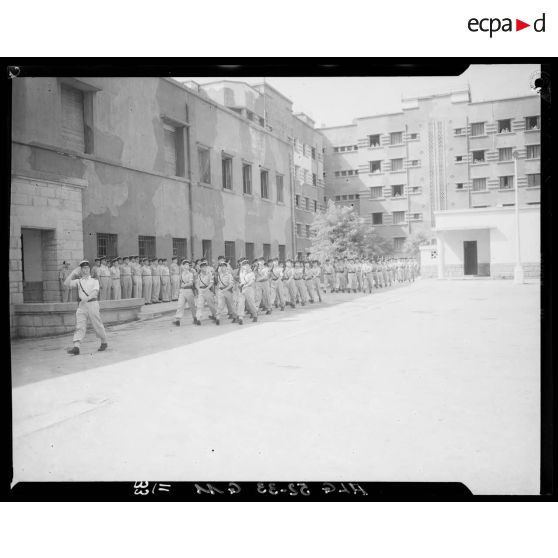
[7,62,548,498]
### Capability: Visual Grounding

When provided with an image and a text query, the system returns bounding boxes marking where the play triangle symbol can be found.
[516,19,530,31]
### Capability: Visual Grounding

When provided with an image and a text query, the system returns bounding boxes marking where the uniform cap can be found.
[79,259,90,267]
[171,256,178,260]
[199,258,208,265]
[123,256,129,260]
[94,257,101,262]
[181,258,190,265]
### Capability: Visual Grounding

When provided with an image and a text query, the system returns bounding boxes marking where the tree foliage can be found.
[402,230,432,258]
[308,200,392,260]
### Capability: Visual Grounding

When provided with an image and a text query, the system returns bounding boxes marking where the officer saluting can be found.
[65,260,108,355]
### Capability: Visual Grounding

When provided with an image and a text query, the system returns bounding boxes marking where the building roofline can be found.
[252,82,294,104]
[317,123,357,131]
[354,111,404,121]
[468,94,540,105]
[401,89,470,102]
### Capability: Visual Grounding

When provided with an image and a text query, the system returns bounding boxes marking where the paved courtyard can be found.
[10,279,540,494]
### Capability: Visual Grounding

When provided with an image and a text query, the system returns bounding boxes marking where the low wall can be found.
[490,262,540,279]
[13,298,145,338]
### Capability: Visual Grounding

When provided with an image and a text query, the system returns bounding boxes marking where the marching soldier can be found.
[170,256,180,301]
[236,258,258,325]
[150,258,161,303]
[293,260,308,305]
[215,259,237,323]
[303,261,316,303]
[323,258,335,293]
[110,257,122,300]
[160,257,171,302]
[282,259,297,308]
[65,260,108,355]
[172,258,198,326]
[120,256,133,299]
[361,258,374,293]
[98,256,111,300]
[347,258,358,293]
[312,260,323,302]
[269,258,286,311]
[195,259,218,324]
[355,258,363,293]
[254,257,272,315]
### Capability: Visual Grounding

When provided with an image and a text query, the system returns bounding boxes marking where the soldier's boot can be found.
[98,343,108,352]
[172,319,180,326]
[67,346,80,356]
[238,318,243,325]
[252,316,258,322]
[215,319,220,326]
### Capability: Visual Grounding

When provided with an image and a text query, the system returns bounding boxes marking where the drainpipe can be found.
[405,123,411,236]
[466,116,471,209]
[289,147,297,259]
[185,120,194,259]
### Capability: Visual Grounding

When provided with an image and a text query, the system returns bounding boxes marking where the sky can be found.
[178,64,540,128]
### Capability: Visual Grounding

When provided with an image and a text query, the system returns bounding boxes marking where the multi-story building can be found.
[321,90,541,256]
[10,77,295,334]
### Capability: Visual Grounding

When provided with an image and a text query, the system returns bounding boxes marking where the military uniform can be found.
[65,260,107,355]
[151,259,161,303]
[141,258,152,303]
[334,260,346,292]
[131,256,143,299]
[160,258,171,302]
[347,260,358,292]
[311,262,323,302]
[110,257,122,300]
[172,259,197,325]
[293,262,308,305]
[254,259,272,314]
[120,256,133,299]
[361,260,374,293]
[283,261,297,307]
[98,258,111,300]
[90,258,101,280]
[303,263,316,302]
[195,260,217,323]
[215,262,237,322]
[323,260,335,293]
[269,260,285,311]
[170,257,180,301]
[236,259,258,324]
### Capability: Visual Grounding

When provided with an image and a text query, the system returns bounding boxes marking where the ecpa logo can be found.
[468,13,546,37]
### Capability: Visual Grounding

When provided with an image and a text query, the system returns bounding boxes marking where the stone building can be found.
[10,77,295,335]
[320,90,541,256]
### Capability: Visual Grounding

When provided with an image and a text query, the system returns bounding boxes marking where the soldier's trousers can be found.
[382,271,390,286]
[294,279,308,304]
[99,276,111,300]
[374,271,382,288]
[142,275,152,303]
[305,278,316,301]
[270,279,285,308]
[335,272,346,291]
[254,281,271,311]
[196,288,216,320]
[73,300,107,344]
[132,275,143,299]
[284,279,297,305]
[160,275,171,302]
[174,287,196,321]
[111,279,121,300]
[151,276,161,303]
[236,286,258,319]
[217,288,236,319]
[356,273,363,292]
[121,275,132,299]
[313,277,323,301]
[324,274,335,292]
[363,273,374,293]
[347,273,357,291]
[170,275,180,300]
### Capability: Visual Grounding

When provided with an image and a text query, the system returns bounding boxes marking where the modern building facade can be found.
[320,90,541,256]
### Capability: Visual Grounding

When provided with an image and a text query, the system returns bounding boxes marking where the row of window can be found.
[293,139,317,160]
[368,158,420,173]
[97,234,286,263]
[295,195,319,212]
[334,170,360,177]
[296,223,313,239]
[333,144,359,152]
[371,212,422,225]
[198,146,285,202]
[458,145,541,164]
[335,194,361,201]
[455,116,540,136]
[462,174,541,191]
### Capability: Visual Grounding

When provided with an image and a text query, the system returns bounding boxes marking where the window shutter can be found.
[61,85,85,152]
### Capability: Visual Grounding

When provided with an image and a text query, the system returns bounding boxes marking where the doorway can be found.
[21,228,44,302]
[463,241,478,275]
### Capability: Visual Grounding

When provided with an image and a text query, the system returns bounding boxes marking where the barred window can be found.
[172,238,187,260]
[97,233,118,259]
[525,116,540,130]
[224,241,236,263]
[138,235,156,259]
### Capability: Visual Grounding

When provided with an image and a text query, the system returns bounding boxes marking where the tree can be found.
[403,230,432,259]
[308,201,390,260]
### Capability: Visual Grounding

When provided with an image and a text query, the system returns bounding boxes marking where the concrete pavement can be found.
[11,279,540,494]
